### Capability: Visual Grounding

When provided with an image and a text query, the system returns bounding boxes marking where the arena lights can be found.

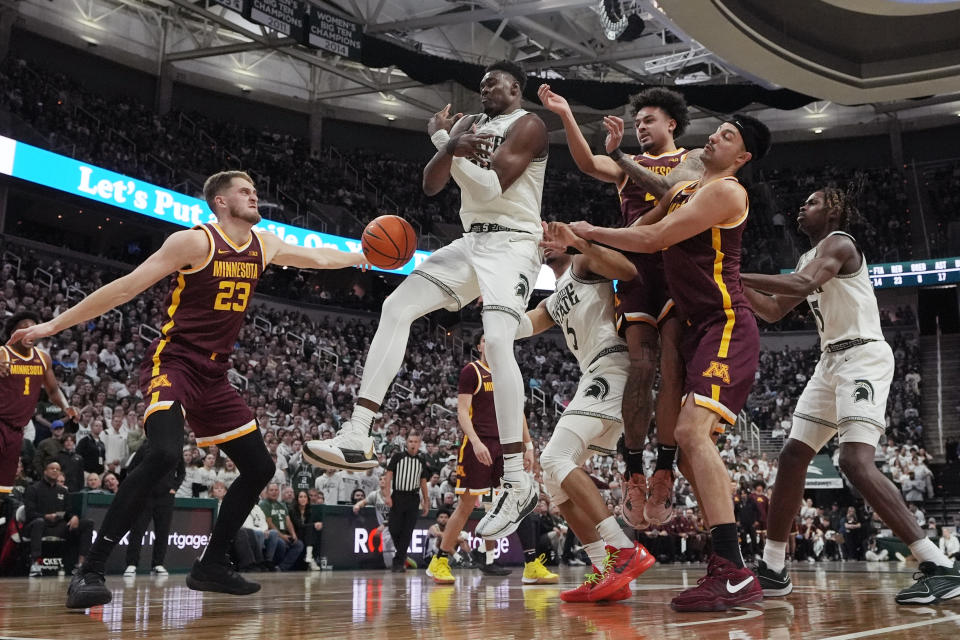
[0,135,558,290]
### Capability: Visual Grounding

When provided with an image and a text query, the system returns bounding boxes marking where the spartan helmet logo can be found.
[853,379,875,403]
[584,377,610,400]
[515,274,530,300]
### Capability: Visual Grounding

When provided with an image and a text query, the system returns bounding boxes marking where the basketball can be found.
[361,215,417,270]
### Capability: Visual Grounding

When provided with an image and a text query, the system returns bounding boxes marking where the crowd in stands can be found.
[0,224,933,572]
[0,56,923,274]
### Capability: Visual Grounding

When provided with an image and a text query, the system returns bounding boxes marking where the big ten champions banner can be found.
[75,493,217,574]
[316,505,523,570]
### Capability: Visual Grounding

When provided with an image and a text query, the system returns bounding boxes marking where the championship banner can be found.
[245,0,309,44]
[805,454,844,489]
[210,0,245,13]
[308,6,363,60]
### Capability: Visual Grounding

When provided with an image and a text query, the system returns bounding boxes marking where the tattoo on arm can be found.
[614,155,671,198]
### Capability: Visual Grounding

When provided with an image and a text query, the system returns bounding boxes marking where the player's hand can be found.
[523,447,534,472]
[540,221,582,253]
[537,84,570,115]
[421,502,430,517]
[473,440,493,466]
[8,321,56,346]
[446,127,494,162]
[428,104,463,136]
[569,220,597,241]
[603,115,625,153]
[65,406,79,420]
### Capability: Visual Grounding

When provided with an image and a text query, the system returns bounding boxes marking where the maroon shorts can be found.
[0,423,23,493]
[140,339,256,447]
[680,306,758,427]
[615,252,675,334]
[455,435,503,496]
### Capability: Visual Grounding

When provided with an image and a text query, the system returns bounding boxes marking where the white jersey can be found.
[545,266,627,374]
[457,109,546,235]
[796,231,884,349]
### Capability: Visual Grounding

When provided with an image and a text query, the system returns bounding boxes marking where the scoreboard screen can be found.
[783,257,960,290]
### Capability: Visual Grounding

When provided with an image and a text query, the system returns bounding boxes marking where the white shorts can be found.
[790,341,893,452]
[559,351,629,452]
[411,230,542,321]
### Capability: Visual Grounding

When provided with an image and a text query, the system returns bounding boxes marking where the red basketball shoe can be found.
[621,473,649,530]
[588,543,655,602]
[671,554,763,612]
[561,566,631,603]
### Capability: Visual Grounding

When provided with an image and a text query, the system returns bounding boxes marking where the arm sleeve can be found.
[450,157,502,203]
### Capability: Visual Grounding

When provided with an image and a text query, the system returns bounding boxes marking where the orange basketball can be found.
[361,215,418,270]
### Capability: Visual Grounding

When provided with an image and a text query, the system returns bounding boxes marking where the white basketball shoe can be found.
[475,474,538,539]
[303,421,379,470]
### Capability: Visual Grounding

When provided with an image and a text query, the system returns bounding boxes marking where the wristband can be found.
[431,130,451,151]
[607,147,624,161]
[525,441,534,451]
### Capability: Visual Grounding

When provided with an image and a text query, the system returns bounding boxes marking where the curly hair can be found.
[485,60,527,92]
[630,87,690,138]
[821,184,862,231]
[4,310,40,342]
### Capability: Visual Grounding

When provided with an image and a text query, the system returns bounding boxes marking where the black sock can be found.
[84,408,185,574]
[655,445,677,472]
[524,550,537,564]
[625,449,645,478]
[710,523,744,568]
[437,549,449,558]
[201,429,275,565]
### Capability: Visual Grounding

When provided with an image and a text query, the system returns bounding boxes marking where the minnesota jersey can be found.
[796,231,884,348]
[457,109,546,235]
[0,346,47,428]
[619,148,688,227]
[457,361,498,439]
[545,266,627,373]
[662,178,750,323]
[158,223,264,357]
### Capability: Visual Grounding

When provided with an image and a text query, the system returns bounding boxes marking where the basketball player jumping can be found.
[519,221,655,603]
[426,334,558,586]
[1,312,77,496]
[538,85,703,528]
[741,189,960,604]
[307,61,546,540]
[10,171,368,609]
[570,115,771,611]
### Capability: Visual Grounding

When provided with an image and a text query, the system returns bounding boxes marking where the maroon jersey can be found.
[750,493,769,527]
[618,148,688,227]
[157,223,265,358]
[662,178,750,324]
[457,361,498,439]
[0,346,47,428]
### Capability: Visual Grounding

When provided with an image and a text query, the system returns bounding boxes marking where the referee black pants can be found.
[388,492,420,567]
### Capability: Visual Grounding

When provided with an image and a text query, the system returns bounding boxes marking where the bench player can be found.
[11,170,368,608]
[308,61,547,540]
[742,188,960,605]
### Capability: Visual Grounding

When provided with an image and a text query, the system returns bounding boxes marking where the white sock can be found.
[763,539,787,573]
[596,516,633,549]
[485,548,495,565]
[584,540,607,568]
[909,538,954,568]
[503,453,524,482]
[350,406,376,433]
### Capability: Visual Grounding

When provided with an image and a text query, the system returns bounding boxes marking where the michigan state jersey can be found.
[457,109,546,235]
[545,266,627,374]
[796,231,884,349]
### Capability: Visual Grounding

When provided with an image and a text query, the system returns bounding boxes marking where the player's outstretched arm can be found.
[516,300,555,341]
[741,235,859,297]
[570,179,745,253]
[259,232,368,270]
[7,229,208,345]
[542,221,637,282]
[537,84,622,184]
[741,287,804,324]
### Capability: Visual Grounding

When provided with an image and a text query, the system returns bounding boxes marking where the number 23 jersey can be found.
[159,223,264,358]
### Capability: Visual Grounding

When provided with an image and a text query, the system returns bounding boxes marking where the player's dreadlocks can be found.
[822,178,864,231]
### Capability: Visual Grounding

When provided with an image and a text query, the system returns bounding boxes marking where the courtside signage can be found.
[0,135,557,288]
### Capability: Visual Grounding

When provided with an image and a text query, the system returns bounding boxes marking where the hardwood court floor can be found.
[0,562,958,639]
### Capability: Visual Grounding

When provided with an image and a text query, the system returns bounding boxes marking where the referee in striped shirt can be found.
[385,430,430,572]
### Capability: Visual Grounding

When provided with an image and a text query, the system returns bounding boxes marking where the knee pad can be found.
[540,430,584,495]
